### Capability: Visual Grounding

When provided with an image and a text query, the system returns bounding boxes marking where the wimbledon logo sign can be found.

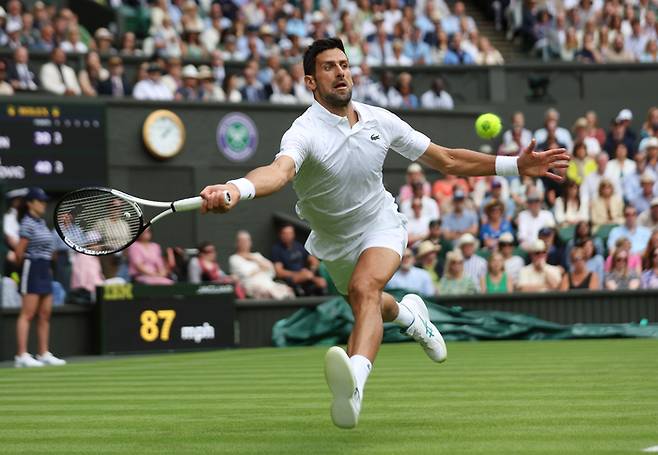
[216,112,258,162]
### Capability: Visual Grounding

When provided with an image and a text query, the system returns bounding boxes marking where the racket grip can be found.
[172,196,203,212]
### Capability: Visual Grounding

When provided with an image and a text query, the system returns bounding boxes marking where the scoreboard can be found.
[0,102,107,191]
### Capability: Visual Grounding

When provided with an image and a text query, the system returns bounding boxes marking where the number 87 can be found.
[140,309,176,342]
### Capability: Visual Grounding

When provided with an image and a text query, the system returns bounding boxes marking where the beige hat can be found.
[572,117,588,132]
[640,172,656,183]
[528,239,547,253]
[498,232,515,244]
[446,249,464,263]
[407,163,423,173]
[182,64,198,79]
[94,27,113,40]
[416,240,440,258]
[197,65,213,80]
[457,233,479,248]
[640,137,658,152]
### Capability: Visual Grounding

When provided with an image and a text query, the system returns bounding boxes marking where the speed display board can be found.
[0,102,107,190]
[97,284,235,354]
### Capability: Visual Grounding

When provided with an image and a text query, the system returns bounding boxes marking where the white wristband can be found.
[495,156,519,177]
[227,178,256,200]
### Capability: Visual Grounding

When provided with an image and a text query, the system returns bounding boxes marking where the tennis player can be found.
[200,38,569,429]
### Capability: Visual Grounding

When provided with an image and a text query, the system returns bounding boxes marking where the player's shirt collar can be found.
[310,100,375,128]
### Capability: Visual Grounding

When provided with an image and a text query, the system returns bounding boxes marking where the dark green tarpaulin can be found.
[272,290,658,347]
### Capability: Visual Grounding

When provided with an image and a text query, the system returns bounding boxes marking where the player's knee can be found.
[348,277,381,304]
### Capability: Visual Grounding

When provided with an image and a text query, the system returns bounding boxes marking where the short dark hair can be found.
[303,37,346,76]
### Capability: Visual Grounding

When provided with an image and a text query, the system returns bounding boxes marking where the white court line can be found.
[643,446,658,452]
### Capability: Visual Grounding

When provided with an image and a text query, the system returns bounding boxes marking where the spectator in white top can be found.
[516,189,556,251]
[420,78,454,110]
[607,143,637,181]
[534,108,573,153]
[571,117,601,156]
[501,111,533,152]
[638,198,658,231]
[39,47,81,96]
[389,40,413,66]
[458,233,487,286]
[133,63,173,100]
[580,152,622,204]
[60,25,88,54]
[498,232,525,285]
[270,68,298,104]
[400,181,440,221]
[407,197,432,246]
[517,239,562,292]
[626,18,648,60]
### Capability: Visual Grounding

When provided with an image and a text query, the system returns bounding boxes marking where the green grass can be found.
[1,339,657,454]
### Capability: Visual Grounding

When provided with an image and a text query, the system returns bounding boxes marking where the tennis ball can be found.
[475,113,502,139]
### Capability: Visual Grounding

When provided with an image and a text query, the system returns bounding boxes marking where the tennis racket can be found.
[54,187,230,256]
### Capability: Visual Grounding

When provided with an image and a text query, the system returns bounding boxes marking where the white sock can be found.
[350,355,372,396]
[393,301,415,328]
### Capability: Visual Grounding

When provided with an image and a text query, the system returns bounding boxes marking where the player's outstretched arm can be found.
[417,138,570,181]
[200,156,296,214]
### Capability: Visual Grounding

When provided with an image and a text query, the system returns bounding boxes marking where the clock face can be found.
[143,110,185,159]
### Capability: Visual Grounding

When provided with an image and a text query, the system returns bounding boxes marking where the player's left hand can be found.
[517,138,570,182]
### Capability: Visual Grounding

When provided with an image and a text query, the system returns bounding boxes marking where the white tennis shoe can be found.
[14,353,44,368]
[36,352,67,366]
[324,346,361,429]
[400,294,447,363]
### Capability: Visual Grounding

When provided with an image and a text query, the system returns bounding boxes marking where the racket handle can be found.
[172,192,231,212]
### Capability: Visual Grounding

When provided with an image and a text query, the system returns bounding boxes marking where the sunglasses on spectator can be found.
[615,256,628,262]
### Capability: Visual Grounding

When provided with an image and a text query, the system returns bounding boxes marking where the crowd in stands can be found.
[503,0,658,62]
[386,104,658,297]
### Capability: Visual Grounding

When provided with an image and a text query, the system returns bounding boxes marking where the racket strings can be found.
[56,189,142,254]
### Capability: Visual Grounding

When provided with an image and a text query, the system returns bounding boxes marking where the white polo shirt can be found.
[276,100,431,261]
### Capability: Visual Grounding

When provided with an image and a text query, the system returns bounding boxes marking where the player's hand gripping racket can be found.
[54,187,230,256]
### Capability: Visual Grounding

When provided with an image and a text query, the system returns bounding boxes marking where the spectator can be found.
[271,224,327,296]
[94,27,116,55]
[221,72,243,102]
[229,230,294,299]
[290,62,313,104]
[98,56,133,97]
[580,152,622,204]
[633,172,657,213]
[78,51,109,97]
[404,27,432,64]
[133,63,173,100]
[560,27,580,61]
[8,46,38,92]
[478,178,515,221]
[640,107,658,139]
[567,142,597,186]
[626,18,648,60]
[560,246,599,290]
[14,187,66,368]
[386,248,435,296]
[4,188,26,279]
[389,40,412,66]
[605,248,641,290]
[480,199,513,250]
[198,65,223,101]
[160,57,183,95]
[420,77,454,110]
[604,110,637,159]
[554,179,589,226]
[604,236,642,275]
[585,110,607,146]
[398,163,431,203]
[476,36,504,64]
[591,178,625,230]
[60,25,87,54]
[442,1,476,36]
[607,205,652,255]
[638,198,658,231]
[175,64,201,101]
[70,235,106,297]
[604,34,636,62]
[534,108,573,153]
[39,47,81,96]
[641,246,658,288]
[438,249,478,295]
[538,226,566,269]
[457,233,487,285]
[187,241,235,285]
[400,181,440,222]
[575,32,603,63]
[270,68,298,104]
[127,228,173,285]
[571,117,601,156]
[516,189,556,250]
[444,32,475,64]
[578,237,604,289]
[482,252,513,294]
[393,72,418,109]
[501,111,533,153]
[441,189,478,241]
[240,60,266,102]
[415,240,441,291]
[0,58,13,95]
[643,137,658,176]
[407,197,432,246]
[517,239,562,292]
[181,25,208,59]
[32,23,56,53]
[498,232,525,286]
[642,230,658,271]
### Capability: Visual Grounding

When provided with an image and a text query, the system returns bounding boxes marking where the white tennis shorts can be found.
[323,224,408,295]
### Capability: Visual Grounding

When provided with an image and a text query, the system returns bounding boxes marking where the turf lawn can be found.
[0,339,656,454]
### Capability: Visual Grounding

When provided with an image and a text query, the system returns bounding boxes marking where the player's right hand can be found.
[200,184,239,214]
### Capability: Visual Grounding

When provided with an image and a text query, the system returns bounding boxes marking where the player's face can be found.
[306,48,352,108]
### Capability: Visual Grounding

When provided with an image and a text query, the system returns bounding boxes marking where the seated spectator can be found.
[441,189,478,241]
[554,179,589,226]
[392,72,418,109]
[607,143,636,182]
[60,25,87,54]
[482,252,512,294]
[590,179,624,230]
[220,72,243,103]
[398,163,431,203]
[480,199,513,250]
[98,56,133,97]
[198,66,223,101]
[516,189,556,250]
[127,228,173,285]
[478,178,514,221]
[181,25,207,59]
[407,197,432,246]
[538,226,566,269]
[443,1,477,36]
[386,248,435,296]
[240,60,266,102]
[571,117,601,156]
[577,237,604,289]
[535,108,574,152]
[517,240,562,292]
[638,198,658,231]
[607,205,651,255]
[580,153,621,204]
[8,46,38,92]
[400,181,440,222]
[560,27,579,61]
[269,69,298,104]
[633,172,657,214]
[420,77,454,110]
[640,39,658,63]
[498,232,524,286]
[271,224,327,296]
[641,230,658,270]
[32,24,56,53]
[229,230,294,299]
[566,141,597,185]
[458,233,487,285]
[389,40,412,66]
[604,112,637,159]
[604,248,641,290]
[642,238,658,287]
[603,34,636,62]
[575,32,603,63]
[604,236,642,275]
[415,240,441,291]
[70,246,105,297]
[133,63,173,100]
[0,59,13,95]
[160,57,183,95]
[501,111,533,153]
[94,27,115,55]
[40,47,81,96]
[444,32,475,65]
[404,27,432,65]
[438,249,478,295]
[188,241,235,285]
[78,51,109,97]
[476,37,504,64]
[175,64,201,101]
[560,246,599,290]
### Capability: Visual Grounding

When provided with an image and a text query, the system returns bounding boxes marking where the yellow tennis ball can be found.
[475,113,502,139]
